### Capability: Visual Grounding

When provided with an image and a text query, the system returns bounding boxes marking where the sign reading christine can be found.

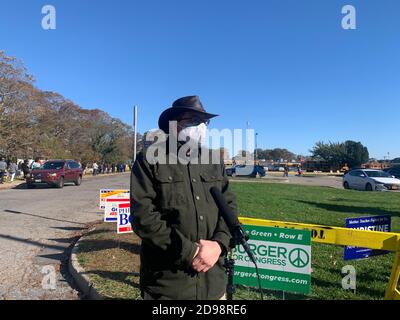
[233,225,312,294]
[344,215,391,261]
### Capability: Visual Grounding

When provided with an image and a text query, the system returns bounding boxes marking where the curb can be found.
[68,228,105,300]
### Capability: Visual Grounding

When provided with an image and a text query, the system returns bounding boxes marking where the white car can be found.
[343,169,400,191]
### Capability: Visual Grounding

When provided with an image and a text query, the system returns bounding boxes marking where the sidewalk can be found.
[0,179,25,190]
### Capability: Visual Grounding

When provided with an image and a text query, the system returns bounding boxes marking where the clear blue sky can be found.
[1,0,399,159]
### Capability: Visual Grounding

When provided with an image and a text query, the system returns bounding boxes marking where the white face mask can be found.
[178,123,207,144]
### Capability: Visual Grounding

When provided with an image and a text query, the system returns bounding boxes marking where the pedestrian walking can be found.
[283,165,289,177]
[7,160,18,182]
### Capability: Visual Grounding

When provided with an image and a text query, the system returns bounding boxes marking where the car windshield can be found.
[365,171,391,178]
[42,162,65,170]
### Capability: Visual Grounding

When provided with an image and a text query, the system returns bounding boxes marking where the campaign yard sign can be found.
[117,202,133,234]
[99,189,129,210]
[103,191,130,222]
[233,225,312,295]
[344,215,391,261]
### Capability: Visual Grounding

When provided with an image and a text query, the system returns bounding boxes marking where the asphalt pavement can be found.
[230,174,344,189]
[0,173,130,300]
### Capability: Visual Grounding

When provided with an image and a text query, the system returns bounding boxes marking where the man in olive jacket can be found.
[130,96,238,300]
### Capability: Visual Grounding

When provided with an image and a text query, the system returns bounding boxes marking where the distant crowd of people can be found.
[0,157,131,184]
[89,162,129,176]
[0,157,43,184]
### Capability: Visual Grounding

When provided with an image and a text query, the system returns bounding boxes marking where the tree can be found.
[310,141,345,167]
[310,140,369,169]
[253,148,296,161]
[0,50,139,164]
[343,140,369,168]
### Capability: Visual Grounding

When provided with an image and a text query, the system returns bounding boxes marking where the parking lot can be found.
[230,172,400,192]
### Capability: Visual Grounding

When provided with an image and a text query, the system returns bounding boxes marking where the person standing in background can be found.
[7,160,18,182]
[31,158,42,170]
[21,160,31,178]
[0,158,7,184]
[92,162,99,176]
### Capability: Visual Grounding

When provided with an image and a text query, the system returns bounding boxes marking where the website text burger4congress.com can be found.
[234,271,309,286]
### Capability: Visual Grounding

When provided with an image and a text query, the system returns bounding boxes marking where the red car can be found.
[26,160,83,189]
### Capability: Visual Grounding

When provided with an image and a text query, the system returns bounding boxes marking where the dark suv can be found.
[26,160,83,189]
[384,167,400,179]
[226,165,266,178]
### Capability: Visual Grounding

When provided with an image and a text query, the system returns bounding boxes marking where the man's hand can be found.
[191,240,222,273]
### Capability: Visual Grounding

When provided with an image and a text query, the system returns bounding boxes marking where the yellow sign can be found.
[99,189,129,209]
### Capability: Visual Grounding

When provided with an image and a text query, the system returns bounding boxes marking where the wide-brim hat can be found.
[158,96,218,133]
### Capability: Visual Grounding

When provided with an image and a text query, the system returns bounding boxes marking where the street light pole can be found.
[255,133,258,160]
[133,105,138,163]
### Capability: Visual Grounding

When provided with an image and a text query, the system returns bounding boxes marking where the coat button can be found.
[168,176,173,181]
[199,216,204,221]
[192,178,197,183]
[196,196,200,201]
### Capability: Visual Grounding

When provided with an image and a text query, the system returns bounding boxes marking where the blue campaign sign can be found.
[344,215,391,261]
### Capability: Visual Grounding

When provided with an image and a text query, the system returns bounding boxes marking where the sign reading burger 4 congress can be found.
[233,225,312,295]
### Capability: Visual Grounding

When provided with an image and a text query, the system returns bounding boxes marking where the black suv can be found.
[384,167,400,179]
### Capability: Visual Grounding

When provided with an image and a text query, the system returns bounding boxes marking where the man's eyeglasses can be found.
[176,117,210,128]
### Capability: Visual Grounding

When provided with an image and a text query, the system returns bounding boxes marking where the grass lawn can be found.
[231,183,400,300]
[76,223,142,300]
[76,182,400,300]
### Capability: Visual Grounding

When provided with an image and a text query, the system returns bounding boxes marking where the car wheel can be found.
[75,176,82,186]
[57,177,64,189]
[365,183,373,192]
[343,181,350,190]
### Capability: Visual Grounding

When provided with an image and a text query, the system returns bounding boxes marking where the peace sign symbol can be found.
[289,248,309,268]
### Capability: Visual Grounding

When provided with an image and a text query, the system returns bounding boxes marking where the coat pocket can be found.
[154,170,186,208]
[200,172,223,203]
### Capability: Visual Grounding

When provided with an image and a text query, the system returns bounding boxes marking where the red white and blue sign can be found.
[117,203,133,234]
[344,215,391,261]
[104,193,130,222]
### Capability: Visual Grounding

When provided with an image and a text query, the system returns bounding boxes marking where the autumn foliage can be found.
[0,51,138,164]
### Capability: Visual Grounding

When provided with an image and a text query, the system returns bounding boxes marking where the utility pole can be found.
[255,133,258,160]
[133,105,138,163]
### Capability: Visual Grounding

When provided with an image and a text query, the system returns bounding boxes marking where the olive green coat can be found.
[130,149,238,300]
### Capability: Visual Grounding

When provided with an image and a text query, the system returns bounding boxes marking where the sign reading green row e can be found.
[233,225,312,295]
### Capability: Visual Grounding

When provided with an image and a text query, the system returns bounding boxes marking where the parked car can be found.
[226,165,266,178]
[343,169,400,191]
[26,160,83,189]
[383,167,400,179]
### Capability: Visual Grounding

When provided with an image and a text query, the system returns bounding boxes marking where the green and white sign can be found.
[233,225,312,294]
